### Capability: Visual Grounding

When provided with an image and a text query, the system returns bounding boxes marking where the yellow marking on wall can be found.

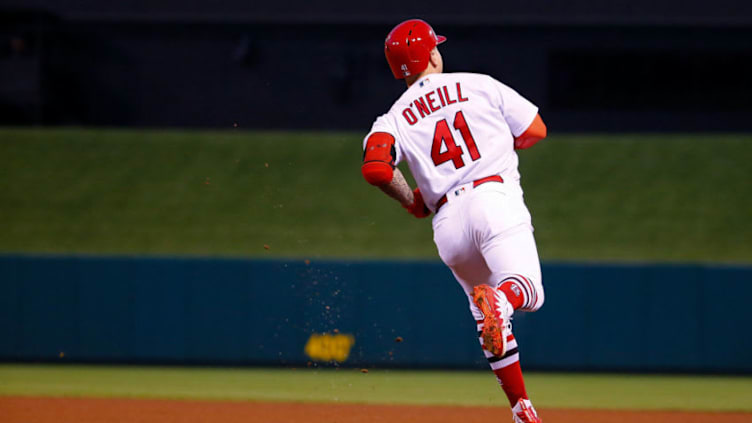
[304,333,355,363]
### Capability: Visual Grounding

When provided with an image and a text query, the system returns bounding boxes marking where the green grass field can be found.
[1,128,751,263]
[1,365,751,412]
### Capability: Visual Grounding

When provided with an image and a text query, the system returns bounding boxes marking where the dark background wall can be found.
[5,0,752,24]
[2,1,752,131]
[1,255,751,373]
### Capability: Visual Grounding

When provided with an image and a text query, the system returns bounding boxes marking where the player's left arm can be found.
[489,76,547,150]
[514,113,547,150]
[361,132,430,218]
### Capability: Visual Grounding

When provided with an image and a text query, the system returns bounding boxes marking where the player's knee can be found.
[501,274,544,312]
[527,284,544,312]
[522,276,544,312]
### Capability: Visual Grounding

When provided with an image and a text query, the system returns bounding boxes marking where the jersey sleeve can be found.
[363,114,403,165]
[490,77,539,138]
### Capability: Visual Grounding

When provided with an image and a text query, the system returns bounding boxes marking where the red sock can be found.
[499,281,524,310]
[493,358,528,406]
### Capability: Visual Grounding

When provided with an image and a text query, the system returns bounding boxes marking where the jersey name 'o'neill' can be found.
[402,82,469,125]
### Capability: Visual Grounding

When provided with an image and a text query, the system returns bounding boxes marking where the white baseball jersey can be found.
[363,72,538,212]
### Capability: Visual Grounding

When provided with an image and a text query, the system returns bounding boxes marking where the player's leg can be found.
[467,289,530,405]
[477,224,543,421]
[466,186,545,312]
[435,219,536,412]
[432,200,513,371]
[431,200,494,287]
[433,193,542,421]
[464,277,540,422]
[482,225,545,313]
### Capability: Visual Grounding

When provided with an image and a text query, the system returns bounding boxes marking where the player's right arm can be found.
[361,131,429,218]
[489,76,547,149]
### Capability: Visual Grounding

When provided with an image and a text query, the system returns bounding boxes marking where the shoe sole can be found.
[473,285,507,357]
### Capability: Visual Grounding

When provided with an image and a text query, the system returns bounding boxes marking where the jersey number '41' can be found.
[430,111,481,169]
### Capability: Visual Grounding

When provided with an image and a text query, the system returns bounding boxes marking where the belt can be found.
[435,175,504,211]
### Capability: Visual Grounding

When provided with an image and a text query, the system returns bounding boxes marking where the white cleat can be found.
[512,398,542,423]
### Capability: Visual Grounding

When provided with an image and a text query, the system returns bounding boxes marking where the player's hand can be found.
[404,188,431,218]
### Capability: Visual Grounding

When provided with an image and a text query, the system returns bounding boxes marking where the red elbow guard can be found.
[362,132,396,186]
[362,161,394,185]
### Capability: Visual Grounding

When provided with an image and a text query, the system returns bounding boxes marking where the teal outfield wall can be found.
[1,255,750,373]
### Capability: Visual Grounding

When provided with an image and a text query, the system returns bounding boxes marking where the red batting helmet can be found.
[384,19,446,79]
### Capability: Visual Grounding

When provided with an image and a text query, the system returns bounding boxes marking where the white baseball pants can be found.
[431,180,545,319]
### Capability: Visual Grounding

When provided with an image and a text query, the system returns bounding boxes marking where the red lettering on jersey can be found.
[414,97,431,118]
[425,91,440,112]
[402,108,418,125]
[431,119,465,169]
[443,86,457,105]
[457,83,468,102]
[437,87,447,107]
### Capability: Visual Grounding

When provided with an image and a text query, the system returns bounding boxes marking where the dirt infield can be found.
[2,396,751,423]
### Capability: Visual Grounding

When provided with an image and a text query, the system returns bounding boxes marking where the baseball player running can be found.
[361,19,548,423]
